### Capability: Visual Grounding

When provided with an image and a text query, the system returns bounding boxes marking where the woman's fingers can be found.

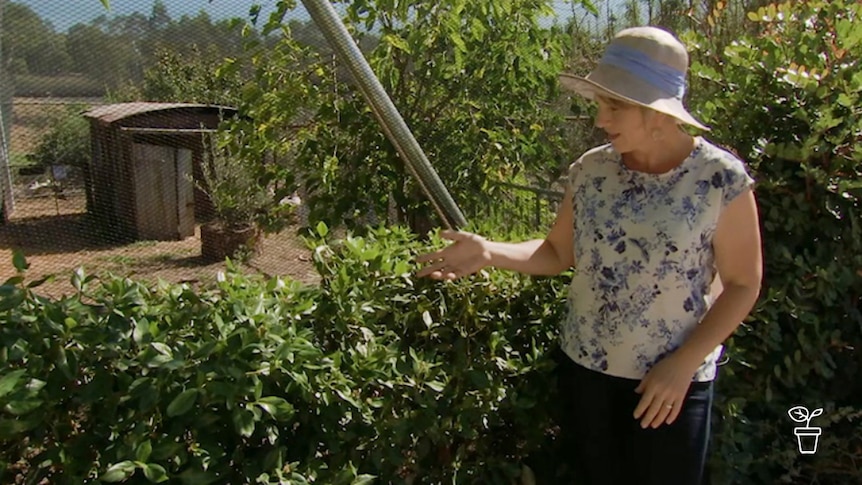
[649,402,672,428]
[666,402,682,425]
[415,248,445,264]
[440,229,470,241]
[416,260,447,278]
[415,232,471,264]
[415,231,487,280]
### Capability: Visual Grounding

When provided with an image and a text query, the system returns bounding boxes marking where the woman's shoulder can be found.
[566,144,615,188]
[692,137,756,201]
[695,137,750,173]
[569,143,615,169]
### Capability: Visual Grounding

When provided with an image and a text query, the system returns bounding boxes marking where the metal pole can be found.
[299,0,468,230]
[0,0,15,221]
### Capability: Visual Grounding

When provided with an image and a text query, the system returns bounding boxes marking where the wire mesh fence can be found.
[0,0,762,296]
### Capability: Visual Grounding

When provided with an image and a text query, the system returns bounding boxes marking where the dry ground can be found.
[0,191,320,299]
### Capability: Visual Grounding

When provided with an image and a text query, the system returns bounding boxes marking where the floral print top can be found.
[561,136,755,382]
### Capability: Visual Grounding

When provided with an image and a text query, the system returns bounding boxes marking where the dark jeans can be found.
[555,354,714,485]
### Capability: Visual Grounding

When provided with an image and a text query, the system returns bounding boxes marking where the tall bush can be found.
[279,0,583,233]
[684,1,862,483]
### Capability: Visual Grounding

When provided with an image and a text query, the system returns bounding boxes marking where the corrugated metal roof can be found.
[83,102,237,124]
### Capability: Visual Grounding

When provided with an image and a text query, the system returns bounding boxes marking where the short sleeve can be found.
[567,156,584,193]
[719,160,755,208]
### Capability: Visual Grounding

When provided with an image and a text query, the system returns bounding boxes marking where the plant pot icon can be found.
[793,427,821,454]
[788,406,824,455]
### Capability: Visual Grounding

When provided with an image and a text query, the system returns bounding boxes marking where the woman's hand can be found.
[632,351,702,428]
[414,230,492,280]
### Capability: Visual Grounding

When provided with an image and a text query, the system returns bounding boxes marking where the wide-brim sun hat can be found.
[560,26,709,131]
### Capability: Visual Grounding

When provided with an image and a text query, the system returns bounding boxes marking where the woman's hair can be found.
[596,94,656,121]
[596,94,682,129]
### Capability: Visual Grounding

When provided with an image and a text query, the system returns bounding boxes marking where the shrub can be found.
[28,103,90,171]
[0,224,573,484]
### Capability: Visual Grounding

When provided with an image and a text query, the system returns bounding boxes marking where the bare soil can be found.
[1,191,320,299]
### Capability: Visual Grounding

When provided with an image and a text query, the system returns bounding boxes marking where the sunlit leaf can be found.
[101,461,137,482]
[0,370,26,398]
[167,389,198,417]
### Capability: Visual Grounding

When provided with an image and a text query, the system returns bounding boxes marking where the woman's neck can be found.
[624,130,696,174]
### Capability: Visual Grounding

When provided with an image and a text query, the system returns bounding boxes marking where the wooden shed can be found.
[83,103,239,241]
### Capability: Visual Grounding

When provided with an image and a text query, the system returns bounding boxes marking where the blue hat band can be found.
[599,44,686,100]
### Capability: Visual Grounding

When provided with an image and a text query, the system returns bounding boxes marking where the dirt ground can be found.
[0,191,320,299]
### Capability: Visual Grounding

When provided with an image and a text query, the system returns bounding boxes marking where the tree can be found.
[282,0,584,233]
[624,0,643,27]
[149,0,171,32]
[131,45,244,106]
[1,3,70,75]
[66,23,137,90]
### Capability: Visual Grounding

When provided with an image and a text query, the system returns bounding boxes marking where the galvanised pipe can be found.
[300,0,468,230]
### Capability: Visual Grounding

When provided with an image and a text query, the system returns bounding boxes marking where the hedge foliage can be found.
[0,226,574,484]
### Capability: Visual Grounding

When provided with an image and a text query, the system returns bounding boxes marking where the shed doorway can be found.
[132,143,195,240]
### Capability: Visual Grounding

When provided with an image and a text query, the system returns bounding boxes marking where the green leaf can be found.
[422,310,433,328]
[233,408,256,437]
[3,276,22,288]
[101,461,137,482]
[142,463,168,483]
[449,31,467,53]
[12,251,28,272]
[577,0,599,16]
[167,389,198,417]
[99,0,110,9]
[4,399,43,416]
[178,468,219,485]
[151,342,173,357]
[383,33,411,54]
[133,317,150,343]
[136,440,153,463]
[0,370,26,398]
[0,416,40,436]
[352,475,376,485]
[316,221,329,238]
[71,267,86,291]
[256,396,295,420]
[837,93,854,107]
[426,381,445,392]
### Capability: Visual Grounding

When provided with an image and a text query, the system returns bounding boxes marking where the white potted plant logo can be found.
[787,405,823,454]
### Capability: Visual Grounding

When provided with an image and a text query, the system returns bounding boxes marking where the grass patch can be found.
[8,151,33,168]
[128,240,159,249]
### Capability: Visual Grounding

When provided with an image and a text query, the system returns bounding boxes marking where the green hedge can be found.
[0,226,574,484]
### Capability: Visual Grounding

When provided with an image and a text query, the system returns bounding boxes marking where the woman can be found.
[415,26,762,484]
